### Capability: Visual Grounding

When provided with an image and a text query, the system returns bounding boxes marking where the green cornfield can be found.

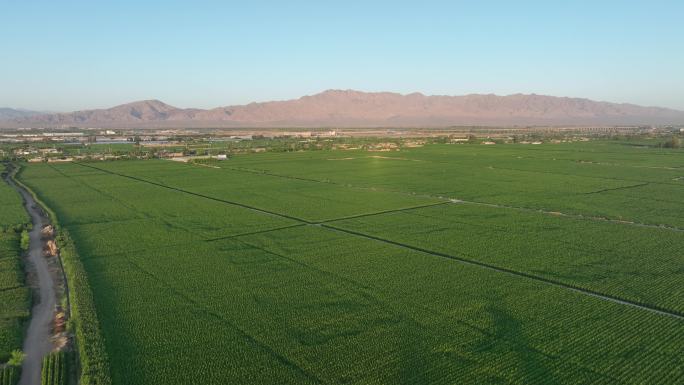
[0,164,30,366]
[11,140,684,384]
[0,164,28,229]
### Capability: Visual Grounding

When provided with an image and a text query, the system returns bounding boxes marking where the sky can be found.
[1,0,683,111]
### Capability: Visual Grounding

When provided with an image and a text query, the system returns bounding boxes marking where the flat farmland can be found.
[0,164,30,364]
[16,141,684,384]
[0,164,28,228]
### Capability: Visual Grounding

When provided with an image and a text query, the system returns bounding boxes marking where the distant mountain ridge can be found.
[3,90,684,128]
[0,107,45,120]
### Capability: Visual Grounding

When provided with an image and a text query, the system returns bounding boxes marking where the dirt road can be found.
[4,172,56,385]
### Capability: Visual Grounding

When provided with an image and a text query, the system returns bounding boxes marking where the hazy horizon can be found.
[2,0,683,111]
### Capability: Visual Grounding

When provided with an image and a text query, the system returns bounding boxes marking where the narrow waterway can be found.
[4,170,56,385]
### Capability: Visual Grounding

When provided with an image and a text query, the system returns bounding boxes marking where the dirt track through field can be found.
[69,161,684,320]
[4,171,56,385]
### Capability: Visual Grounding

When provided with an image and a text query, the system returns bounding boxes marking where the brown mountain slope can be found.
[5,90,684,127]
[0,108,44,120]
[15,100,200,125]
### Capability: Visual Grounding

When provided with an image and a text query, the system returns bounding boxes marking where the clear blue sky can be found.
[1,0,683,111]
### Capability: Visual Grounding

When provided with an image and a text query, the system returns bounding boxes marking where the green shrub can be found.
[19,230,29,251]
[6,350,24,367]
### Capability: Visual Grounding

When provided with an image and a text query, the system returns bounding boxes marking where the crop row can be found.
[41,351,69,385]
[0,365,19,385]
[55,232,110,385]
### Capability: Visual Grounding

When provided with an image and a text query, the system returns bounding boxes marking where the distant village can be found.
[1,125,681,162]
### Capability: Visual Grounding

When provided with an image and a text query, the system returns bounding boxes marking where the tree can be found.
[662,136,681,148]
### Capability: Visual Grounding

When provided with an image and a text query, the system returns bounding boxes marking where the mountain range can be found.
[0,108,46,121]
[2,90,684,128]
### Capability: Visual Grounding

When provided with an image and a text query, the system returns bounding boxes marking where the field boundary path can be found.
[4,168,57,385]
[71,161,684,321]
